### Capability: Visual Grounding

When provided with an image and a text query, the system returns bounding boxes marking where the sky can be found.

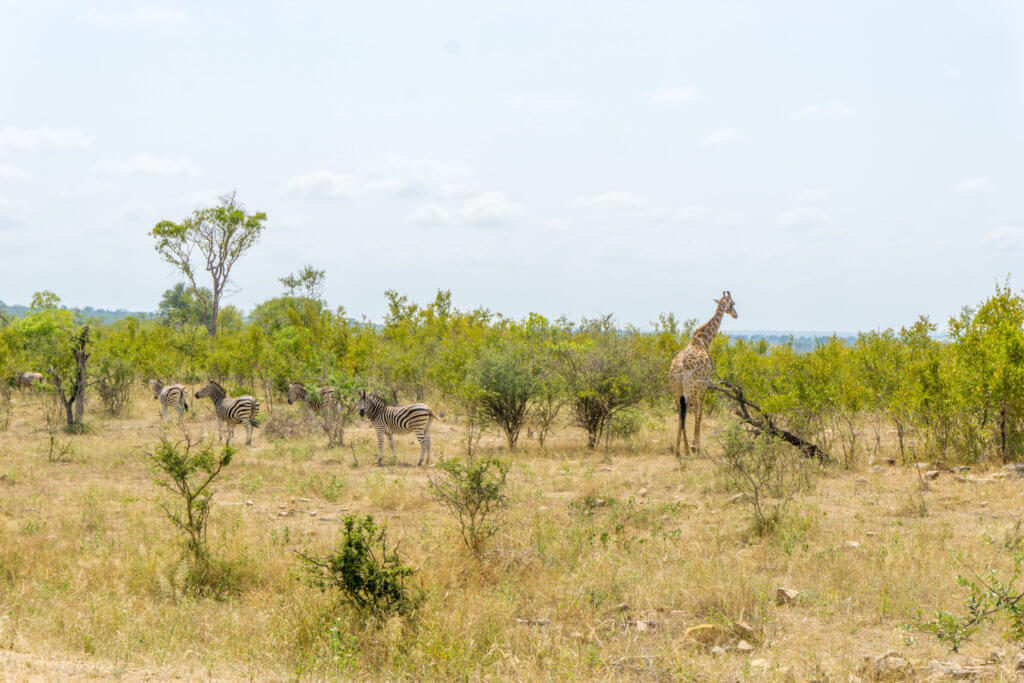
[1,1,1022,332]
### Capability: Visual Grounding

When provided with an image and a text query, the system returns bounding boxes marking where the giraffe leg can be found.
[693,396,705,454]
[376,431,385,466]
[675,395,687,458]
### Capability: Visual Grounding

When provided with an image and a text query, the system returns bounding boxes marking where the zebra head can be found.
[149,379,164,400]
[195,380,224,400]
[358,390,385,419]
[286,382,307,405]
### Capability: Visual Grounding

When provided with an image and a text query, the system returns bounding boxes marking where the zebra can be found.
[16,372,43,390]
[148,379,189,423]
[286,382,337,413]
[357,389,440,466]
[194,380,260,445]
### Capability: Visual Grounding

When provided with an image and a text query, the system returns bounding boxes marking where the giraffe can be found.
[669,291,738,458]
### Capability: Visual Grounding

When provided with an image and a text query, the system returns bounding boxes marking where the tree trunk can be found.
[206,298,219,337]
[1001,404,1008,463]
[50,326,90,430]
[73,336,89,422]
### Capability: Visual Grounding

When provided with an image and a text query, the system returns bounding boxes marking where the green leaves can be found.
[150,192,267,336]
[923,543,1024,651]
[427,457,510,555]
[298,514,423,619]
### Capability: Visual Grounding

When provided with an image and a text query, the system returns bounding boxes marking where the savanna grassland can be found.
[0,385,1021,681]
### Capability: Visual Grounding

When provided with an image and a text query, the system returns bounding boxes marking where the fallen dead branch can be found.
[707,379,829,462]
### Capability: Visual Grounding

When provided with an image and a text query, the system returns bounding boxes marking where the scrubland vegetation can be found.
[3,280,1024,678]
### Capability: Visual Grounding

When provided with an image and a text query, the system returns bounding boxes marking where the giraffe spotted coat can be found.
[669,291,737,457]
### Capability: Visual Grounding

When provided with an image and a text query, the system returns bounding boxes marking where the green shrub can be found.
[712,420,817,536]
[145,431,235,592]
[427,456,510,556]
[298,514,423,619]
[923,536,1024,651]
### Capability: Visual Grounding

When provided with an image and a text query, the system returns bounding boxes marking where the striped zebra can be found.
[286,382,337,413]
[149,379,189,423]
[194,380,260,445]
[357,390,440,466]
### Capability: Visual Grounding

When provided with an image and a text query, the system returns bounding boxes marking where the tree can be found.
[158,283,212,329]
[50,325,91,431]
[279,265,326,301]
[470,341,543,450]
[150,192,266,336]
[556,317,661,448]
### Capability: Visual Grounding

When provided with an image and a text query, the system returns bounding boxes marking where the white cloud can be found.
[792,99,856,120]
[644,87,700,105]
[796,188,827,202]
[777,206,832,229]
[93,155,199,176]
[411,192,525,227]
[703,127,743,145]
[981,227,1024,250]
[79,8,188,28]
[953,177,994,194]
[572,192,710,224]
[0,196,19,230]
[282,157,477,199]
[571,192,649,210]
[118,200,156,220]
[512,91,585,113]
[0,127,91,152]
[187,189,224,209]
[0,164,31,181]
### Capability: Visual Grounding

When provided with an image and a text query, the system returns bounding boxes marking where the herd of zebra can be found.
[147,379,441,465]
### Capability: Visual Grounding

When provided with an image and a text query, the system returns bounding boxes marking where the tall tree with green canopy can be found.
[150,192,266,337]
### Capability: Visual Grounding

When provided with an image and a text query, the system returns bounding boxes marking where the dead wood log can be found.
[707,379,829,461]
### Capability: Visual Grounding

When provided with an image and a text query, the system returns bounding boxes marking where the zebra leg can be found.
[387,434,396,461]
[161,403,168,422]
[376,430,385,466]
[245,420,252,445]
[417,432,430,466]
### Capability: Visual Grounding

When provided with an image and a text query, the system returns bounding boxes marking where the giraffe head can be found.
[715,291,738,319]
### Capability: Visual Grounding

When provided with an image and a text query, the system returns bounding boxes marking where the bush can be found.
[427,456,510,556]
[94,357,135,417]
[711,420,817,536]
[145,431,235,589]
[556,317,660,449]
[298,514,423,620]
[470,342,543,450]
[607,406,648,440]
[923,536,1024,651]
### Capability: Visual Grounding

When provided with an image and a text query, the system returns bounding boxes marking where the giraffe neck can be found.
[691,302,727,349]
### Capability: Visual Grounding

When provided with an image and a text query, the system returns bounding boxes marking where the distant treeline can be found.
[1,303,154,325]
[726,333,857,353]
[0,302,849,351]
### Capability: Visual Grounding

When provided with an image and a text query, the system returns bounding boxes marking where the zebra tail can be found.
[431,410,445,421]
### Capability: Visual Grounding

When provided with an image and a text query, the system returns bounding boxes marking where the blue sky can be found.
[1,1,1022,331]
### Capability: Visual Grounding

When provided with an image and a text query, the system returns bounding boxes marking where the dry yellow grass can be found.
[0,388,1021,680]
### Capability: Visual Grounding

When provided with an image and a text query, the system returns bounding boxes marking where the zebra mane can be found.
[366,391,389,406]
